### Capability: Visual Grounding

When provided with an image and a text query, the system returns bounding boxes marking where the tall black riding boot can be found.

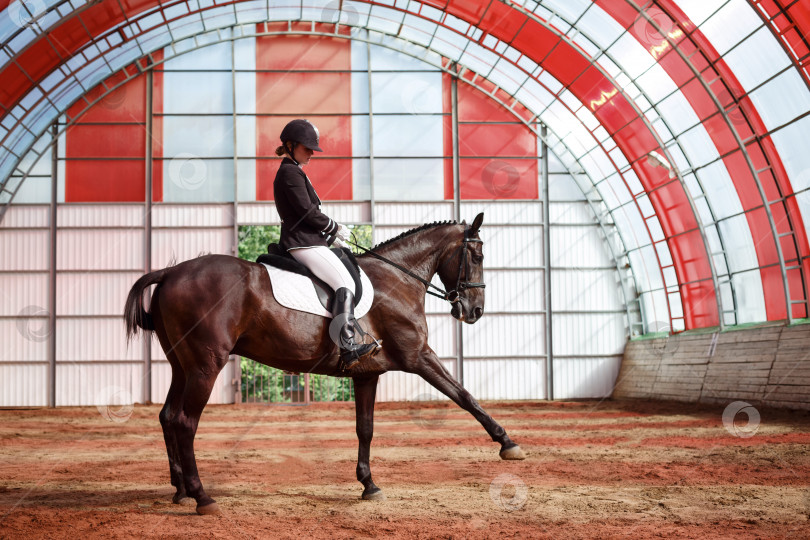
[333,287,379,369]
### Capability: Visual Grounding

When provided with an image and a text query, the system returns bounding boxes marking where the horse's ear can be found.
[469,212,484,234]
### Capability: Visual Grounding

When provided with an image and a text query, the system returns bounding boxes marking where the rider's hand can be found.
[337,224,352,242]
[333,237,349,249]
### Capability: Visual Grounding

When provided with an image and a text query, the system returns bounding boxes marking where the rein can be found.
[346,231,485,304]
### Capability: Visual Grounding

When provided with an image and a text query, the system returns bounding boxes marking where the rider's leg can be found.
[289,247,378,368]
[289,245,355,293]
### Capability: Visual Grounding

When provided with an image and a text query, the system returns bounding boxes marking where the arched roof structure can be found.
[1,0,809,336]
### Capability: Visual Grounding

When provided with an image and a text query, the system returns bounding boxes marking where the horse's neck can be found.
[374,226,458,282]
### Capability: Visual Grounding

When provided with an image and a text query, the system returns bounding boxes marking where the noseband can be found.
[444,233,486,304]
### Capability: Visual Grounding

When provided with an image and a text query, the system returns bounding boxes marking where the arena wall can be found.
[615,323,810,410]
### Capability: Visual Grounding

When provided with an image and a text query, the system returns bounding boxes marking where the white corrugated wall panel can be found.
[553,314,626,356]
[0,319,49,362]
[425,314,456,358]
[58,205,143,227]
[56,363,142,406]
[464,359,546,400]
[153,204,232,227]
[210,358,237,404]
[237,203,280,224]
[151,360,172,402]
[479,226,543,268]
[550,225,613,268]
[0,206,49,228]
[552,357,622,399]
[151,336,167,361]
[552,269,621,311]
[57,272,142,315]
[55,318,138,362]
[0,364,47,406]
[1,273,48,315]
[550,201,597,225]
[484,269,544,312]
[0,229,48,270]
[150,358,238,405]
[460,201,541,224]
[464,314,544,357]
[321,202,370,223]
[151,228,232,267]
[373,202,453,225]
[372,225,408,244]
[376,359,456,402]
[57,229,144,270]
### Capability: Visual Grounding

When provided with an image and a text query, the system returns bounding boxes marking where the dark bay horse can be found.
[124,212,525,515]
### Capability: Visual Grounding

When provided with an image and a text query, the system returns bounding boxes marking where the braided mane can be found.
[368,220,459,251]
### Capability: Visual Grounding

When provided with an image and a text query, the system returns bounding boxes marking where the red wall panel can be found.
[454,82,537,200]
[65,75,148,202]
[255,32,352,201]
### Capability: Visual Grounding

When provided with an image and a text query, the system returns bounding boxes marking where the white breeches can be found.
[289,246,355,295]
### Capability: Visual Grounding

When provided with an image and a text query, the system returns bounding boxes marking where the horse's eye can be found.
[472,253,483,264]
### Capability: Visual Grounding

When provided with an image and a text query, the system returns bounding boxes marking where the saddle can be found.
[257,244,363,311]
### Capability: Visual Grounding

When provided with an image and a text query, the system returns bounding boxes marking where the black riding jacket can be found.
[273,157,339,251]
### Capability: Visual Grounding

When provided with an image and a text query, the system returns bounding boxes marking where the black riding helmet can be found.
[280,119,323,152]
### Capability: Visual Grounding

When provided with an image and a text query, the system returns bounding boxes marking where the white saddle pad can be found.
[261,263,374,318]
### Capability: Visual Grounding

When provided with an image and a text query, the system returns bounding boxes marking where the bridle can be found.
[440,233,486,304]
[347,227,486,304]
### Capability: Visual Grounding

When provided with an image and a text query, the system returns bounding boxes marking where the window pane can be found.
[371,72,443,114]
[162,158,234,202]
[733,268,767,324]
[373,158,444,200]
[717,214,759,273]
[164,72,233,114]
[748,69,810,131]
[372,115,443,157]
[699,0,763,55]
[164,116,234,158]
[722,27,791,92]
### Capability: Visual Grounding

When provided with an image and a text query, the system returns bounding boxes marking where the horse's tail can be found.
[124,268,169,344]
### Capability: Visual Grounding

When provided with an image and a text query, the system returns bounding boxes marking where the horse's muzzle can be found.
[451,301,483,324]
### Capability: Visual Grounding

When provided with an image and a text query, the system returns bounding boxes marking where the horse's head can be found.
[437,212,486,324]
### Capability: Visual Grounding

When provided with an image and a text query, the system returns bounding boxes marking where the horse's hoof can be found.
[362,488,386,501]
[196,501,221,515]
[500,445,526,460]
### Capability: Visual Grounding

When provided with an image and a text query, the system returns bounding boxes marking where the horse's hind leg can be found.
[170,354,225,515]
[159,360,188,504]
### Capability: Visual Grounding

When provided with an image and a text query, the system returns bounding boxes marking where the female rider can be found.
[273,119,378,369]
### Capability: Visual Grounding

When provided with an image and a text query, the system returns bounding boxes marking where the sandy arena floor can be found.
[0,399,808,539]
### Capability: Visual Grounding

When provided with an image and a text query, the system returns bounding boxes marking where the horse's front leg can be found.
[412,347,526,460]
[353,374,385,500]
